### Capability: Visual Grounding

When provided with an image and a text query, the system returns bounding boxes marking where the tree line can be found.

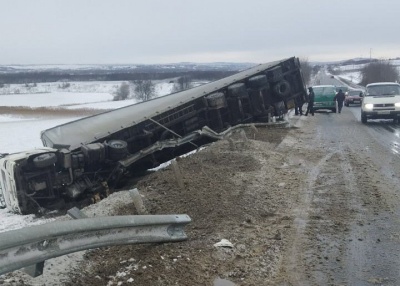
[360,61,399,86]
[0,70,237,85]
[113,75,197,102]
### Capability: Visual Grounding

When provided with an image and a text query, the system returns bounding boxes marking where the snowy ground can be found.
[0,80,176,154]
[331,59,400,85]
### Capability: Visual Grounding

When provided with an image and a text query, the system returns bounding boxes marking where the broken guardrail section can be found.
[0,213,191,276]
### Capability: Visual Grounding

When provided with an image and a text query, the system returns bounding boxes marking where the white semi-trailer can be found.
[0,57,306,214]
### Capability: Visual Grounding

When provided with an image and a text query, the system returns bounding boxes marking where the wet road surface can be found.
[281,105,400,285]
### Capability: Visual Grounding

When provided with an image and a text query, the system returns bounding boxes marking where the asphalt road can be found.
[285,70,400,285]
[316,68,400,159]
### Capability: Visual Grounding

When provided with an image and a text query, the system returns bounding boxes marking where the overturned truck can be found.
[0,57,306,214]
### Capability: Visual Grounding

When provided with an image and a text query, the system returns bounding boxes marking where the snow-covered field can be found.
[0,81,175,153]
[332,59,400,85]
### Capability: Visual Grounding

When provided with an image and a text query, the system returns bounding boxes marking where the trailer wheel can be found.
[206,92,226,108]
[248,75,269,89]
[266,66,283,82]
[227,83,248,98]
[33,153,57,168]
[273,80,291,98]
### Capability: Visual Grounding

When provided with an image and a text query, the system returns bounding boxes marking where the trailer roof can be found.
[41,58,292,150]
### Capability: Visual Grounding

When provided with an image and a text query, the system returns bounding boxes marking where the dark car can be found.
[345,89,364,106]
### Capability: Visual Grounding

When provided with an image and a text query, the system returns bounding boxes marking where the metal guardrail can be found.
[0,213,191,276]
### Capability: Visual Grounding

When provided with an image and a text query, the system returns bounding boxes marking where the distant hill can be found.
[312,57,400,67]
[0,62,256,84]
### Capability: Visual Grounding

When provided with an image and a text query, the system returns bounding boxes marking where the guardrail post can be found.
[67,207,88,219]
[171,159,184,189]
[129,188,148,215]
[23,261,44,277]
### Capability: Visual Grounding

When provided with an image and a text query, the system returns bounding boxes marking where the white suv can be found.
[361,82,400,123]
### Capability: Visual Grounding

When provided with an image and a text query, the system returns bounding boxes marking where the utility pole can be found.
[370,48,372,63]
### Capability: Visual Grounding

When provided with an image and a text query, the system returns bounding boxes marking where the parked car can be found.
[312,85,337,113]
[361,82,400,123]
[345,89,364,106]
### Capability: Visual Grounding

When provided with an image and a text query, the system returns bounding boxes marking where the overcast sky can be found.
[1,0,399,65]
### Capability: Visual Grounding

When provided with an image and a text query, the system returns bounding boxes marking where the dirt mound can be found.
[62,125,305,286]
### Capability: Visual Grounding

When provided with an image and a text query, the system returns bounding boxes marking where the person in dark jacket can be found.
[295,94,304,115]
[305,87,315,116]
[334,89,346,113]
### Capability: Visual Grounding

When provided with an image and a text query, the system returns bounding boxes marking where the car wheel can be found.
[361,112,367,124]
[33,153,57,168]
[332,108,336,113]
[345,103,349,107]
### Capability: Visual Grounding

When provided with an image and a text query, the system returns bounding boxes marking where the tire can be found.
[266,66,283,82]
[345,103,349,107]
[33,153,57,168]
[108,140,128,153]
[273,80,291,99]
[248,75,269,89]
[227,83,248,98]
[361,112,367,124]
[332,108,336,113]
[206,92,226,108]
[108,140,128,160]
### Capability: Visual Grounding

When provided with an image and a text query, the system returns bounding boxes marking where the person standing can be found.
[305,87,315,116]
[334,89,346,113]
[295,94,304,115]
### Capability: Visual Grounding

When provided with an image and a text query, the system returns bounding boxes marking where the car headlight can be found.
[364,103,374,110]
[395,102,400,107]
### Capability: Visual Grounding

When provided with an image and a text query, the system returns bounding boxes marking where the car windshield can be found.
[348,90,362,96]
[313,86,336,95]
[366,85,400,96]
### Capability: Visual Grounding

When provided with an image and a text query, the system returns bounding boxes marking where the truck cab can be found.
[0,148,58,214]
[0,146,111,214]
[361,82,400,123]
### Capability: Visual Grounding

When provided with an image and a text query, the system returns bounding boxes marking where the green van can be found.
[312,85,337,113]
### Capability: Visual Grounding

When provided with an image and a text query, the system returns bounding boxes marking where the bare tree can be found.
[360,61,399,86]
[299,58,312,85]
[172,76,193,92]
[133,79,155,101]
[113,82,130,101]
